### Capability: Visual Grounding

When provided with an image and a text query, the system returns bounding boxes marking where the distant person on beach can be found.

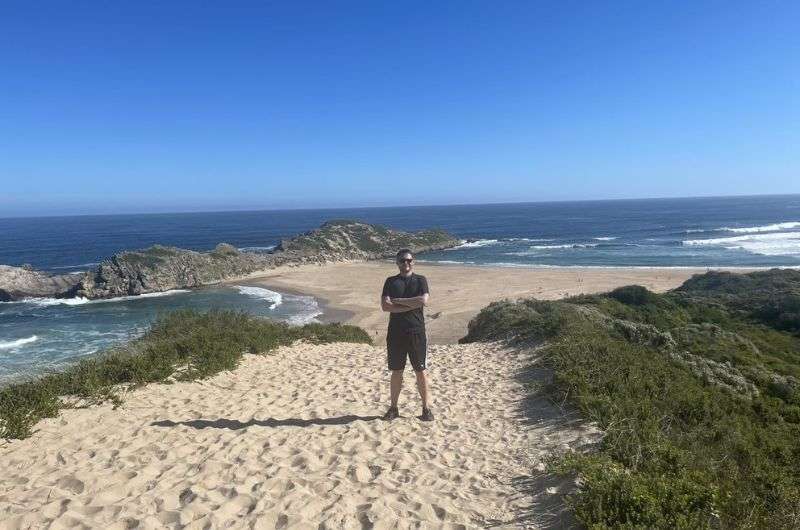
[380,249,433,421]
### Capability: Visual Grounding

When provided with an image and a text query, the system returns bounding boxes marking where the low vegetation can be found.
[0,310,371,440]
[462,269,800,529]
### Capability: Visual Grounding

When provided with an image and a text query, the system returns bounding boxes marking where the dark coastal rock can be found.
[0,220,459,301]
[270,219,460,265]
[0,265,82,302]
[75,243,271,299]
[71,221,458,300]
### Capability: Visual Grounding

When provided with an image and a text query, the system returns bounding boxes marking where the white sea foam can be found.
[685,221,800,235]
[0,336,38,350]
[51,262,99,270]
[448,239,500,249]
[235,285,283,307]
[683,231,800,256]
[593,237,618,241]
[23,297,92,306]
[134,290,190,300]
[285,294,323,325]
[13,289,190,307]
[238,245,276,252]
[507,237,554,242]
[529,243,599,250]
[722,221,800,234]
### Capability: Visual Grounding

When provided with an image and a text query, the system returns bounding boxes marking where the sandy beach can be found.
[0,340,600,529]
[241,262,723,344]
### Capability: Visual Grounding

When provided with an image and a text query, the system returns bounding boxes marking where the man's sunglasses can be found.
[397,258,414,263]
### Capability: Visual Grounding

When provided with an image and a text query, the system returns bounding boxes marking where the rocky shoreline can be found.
[0,220,459,302]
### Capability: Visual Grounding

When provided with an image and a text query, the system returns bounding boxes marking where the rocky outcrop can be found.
[0,221,459,301]
[74,243,271,299]
[0,265,82,302]
[269,219,459,265]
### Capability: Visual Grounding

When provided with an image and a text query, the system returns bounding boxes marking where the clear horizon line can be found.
[2,191,799,220]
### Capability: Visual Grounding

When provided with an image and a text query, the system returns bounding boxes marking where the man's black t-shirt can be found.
[382,273,429,332]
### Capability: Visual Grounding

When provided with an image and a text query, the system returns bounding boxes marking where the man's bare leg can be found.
[390,369,403,408]
[415,369,431,409]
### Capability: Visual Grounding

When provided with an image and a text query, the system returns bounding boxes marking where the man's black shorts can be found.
[387,327,427,372]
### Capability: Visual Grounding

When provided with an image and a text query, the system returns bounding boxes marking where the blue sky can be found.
[1,1,798,216]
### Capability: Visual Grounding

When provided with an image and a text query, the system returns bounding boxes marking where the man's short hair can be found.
[396,248,413,261]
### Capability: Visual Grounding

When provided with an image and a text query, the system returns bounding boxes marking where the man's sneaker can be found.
[420,407,435,422]
[382,406,399,421]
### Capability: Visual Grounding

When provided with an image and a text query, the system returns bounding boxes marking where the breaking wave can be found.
[238,245,276,252]
[683,232,800,256]
[685,221,800,235]
[235,286,283,307]
[449,239,500,249]
[0,335,38,350]
[724,222,800,234]
[530,243,600,250]
[285,294,323,325]
[13,290,190,307]
[50,262,99,270]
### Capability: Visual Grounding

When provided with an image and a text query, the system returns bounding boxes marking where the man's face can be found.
[397,253,413,273]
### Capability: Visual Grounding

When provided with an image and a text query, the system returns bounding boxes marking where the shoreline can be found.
[237,261,761,344]
[232,279,356,325]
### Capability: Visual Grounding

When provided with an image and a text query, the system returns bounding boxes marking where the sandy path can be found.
[0,341,598,529]
[240,262,725,344]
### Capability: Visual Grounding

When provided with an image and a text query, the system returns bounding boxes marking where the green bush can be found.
[552,454,718,529]
[0,310,371,440]
[459,298,571,344]
[609,285,658,306]
[462,270,800,528]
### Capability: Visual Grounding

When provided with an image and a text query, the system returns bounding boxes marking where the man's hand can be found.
[390,294,429,310]
[381,295,413,313]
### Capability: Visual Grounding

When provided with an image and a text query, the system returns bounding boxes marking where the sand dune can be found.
[0,341,599,529]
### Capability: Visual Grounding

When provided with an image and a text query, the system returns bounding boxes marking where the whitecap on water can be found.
[235,285,283,307]
[284,294,323,325]
[238,245,276,252]
[13,289,190,307]
[529,243,599,250]
[685,221,800,235]
[683,232,800,256]
[448,239,500,249]
[0,335,38,350]
[723,221,800,234]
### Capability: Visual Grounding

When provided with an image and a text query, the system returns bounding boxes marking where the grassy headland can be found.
[462,269,800,529]
[0,310,371,440]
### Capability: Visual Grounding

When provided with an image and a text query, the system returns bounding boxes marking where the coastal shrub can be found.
[609,285,658,306]
[551,454,718,529]
[678,269,800,334]
[462,270,800,529]
[0,310,371,440]
[755,294,800,333]
[459,298,571,344]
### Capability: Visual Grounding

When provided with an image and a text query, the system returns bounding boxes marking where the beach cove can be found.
[240,261,744,344]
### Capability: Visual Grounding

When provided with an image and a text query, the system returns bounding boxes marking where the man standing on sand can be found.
[380,249,434,422]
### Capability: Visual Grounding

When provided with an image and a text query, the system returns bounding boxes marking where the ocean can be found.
[2,194,799,383]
